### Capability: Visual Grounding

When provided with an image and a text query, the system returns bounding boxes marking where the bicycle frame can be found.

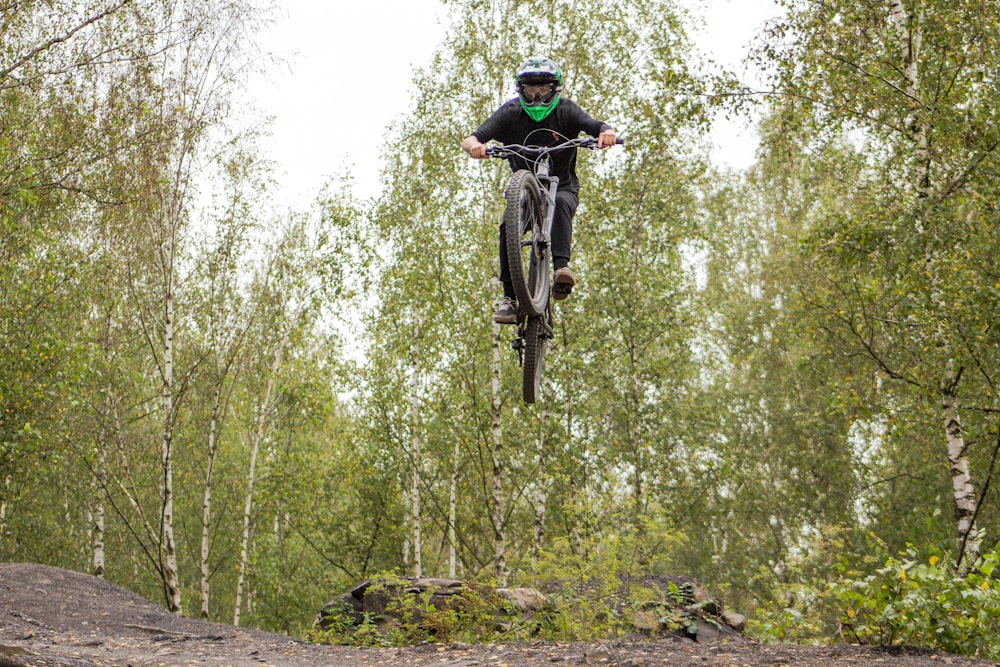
[488,138,598,322]
[526,157,558,338]
[486,136,620,401]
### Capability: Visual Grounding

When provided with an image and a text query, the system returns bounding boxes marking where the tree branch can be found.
[1,0,134,79]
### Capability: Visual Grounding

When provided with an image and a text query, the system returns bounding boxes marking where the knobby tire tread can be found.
[522,315,546,403]
[503,170,549,316]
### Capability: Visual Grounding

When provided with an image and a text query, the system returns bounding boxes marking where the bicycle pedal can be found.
[552,283,573,300]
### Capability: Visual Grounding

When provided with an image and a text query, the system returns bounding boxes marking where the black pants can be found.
[499,189,579,300]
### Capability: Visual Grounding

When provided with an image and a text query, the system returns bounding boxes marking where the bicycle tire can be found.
[522,314,547,403]
[503,170,550,316]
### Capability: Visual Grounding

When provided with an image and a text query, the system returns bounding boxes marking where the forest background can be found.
[4,0,1000,657]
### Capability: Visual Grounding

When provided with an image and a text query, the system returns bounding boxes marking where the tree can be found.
[186,141,273,618]
[0,0,144,510]
[112,0,266,613]
[357,0,711,586]
[691,136,880,612]
[753,0,1000,568]
[232,182,363,625]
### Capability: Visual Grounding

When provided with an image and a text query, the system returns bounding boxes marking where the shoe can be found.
[493,297,518,324]
[552,266,576,300]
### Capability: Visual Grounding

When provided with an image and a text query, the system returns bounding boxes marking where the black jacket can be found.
[471,97,612,194]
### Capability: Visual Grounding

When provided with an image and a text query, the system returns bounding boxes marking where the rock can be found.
[495,587,548,613]
[583,648,611,663]
[405,577,465,593]
[315,574,748,644]
[325,576,486,631]
[315,594,364,630]
[349,579,373,600]
[360,585,394,617]
[693,620,721,643]
[692,587,722,616]
[628,610,661,634]
[721,610,746,632]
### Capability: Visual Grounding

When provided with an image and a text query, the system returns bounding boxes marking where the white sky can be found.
[247,0,779,206]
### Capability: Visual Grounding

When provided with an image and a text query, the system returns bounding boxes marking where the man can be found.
[462,56,618,324]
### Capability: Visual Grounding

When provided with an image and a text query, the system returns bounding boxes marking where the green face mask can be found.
[520,95,560,122]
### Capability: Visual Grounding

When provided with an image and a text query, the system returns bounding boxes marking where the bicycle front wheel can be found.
[503,170,550,316]
[522,314,547,404]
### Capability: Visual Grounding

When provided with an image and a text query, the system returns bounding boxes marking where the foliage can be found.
[0,0,372,629]
[751,535,1000,660]
[689,0,1000,621]
[11,0,1000,654]
[524,516,688,641]
[831,543,1000,659]
[310,518,693,647]
[308,567,714,648]
[755,0,1000,546]
[309,573,505,647]
[315,607,388,648]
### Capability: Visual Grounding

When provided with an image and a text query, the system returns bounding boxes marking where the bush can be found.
[830,541,1000,659]
[748,535,1000,659]
[527,522,687,641]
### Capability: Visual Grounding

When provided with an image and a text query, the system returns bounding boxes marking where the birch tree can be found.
[232,185,360,625]
[0,0,144,508]
[755,0,1000,567]
[693,142,876,611]
[118,0,265,613]
[187,144,271,619]
[358,0,709,582]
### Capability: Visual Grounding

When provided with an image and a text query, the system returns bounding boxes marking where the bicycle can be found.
[487,135,622,403]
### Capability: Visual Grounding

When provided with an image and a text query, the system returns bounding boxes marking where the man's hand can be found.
[462,135,489,159]
[597,128,618,149]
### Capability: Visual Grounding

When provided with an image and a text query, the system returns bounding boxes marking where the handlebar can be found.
[485,136,624,159]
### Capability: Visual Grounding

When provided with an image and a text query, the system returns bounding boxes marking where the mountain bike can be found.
[487,136,622,403]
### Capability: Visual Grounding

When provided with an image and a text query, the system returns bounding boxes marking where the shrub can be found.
[830,541,1000,659]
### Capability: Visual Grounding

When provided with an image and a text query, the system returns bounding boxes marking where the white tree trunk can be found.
[490,320,507,586]
[92,430,107,579]
[890,1,979,565]
[402,483,411,570]
[410,307,422,578]
[531,408,548,574]
[161,240,183,614]
[0,475,7,537]
[234,430,259,627]
[449,437,460,578]
[233,312,297,626]
[200,389,223,619]
[942,364,980,568]
[888,0,920,93]
[888,0,929,197]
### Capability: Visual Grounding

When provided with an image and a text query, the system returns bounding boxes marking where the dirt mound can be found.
[0,563,994,666]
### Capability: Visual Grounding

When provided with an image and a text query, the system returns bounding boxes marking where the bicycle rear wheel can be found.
[503,170,550,316]
[522,314,547,403]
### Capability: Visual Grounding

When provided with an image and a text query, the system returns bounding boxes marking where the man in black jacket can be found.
[462,56,617,324]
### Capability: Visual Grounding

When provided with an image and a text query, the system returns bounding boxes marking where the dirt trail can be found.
[0,563,996,666]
